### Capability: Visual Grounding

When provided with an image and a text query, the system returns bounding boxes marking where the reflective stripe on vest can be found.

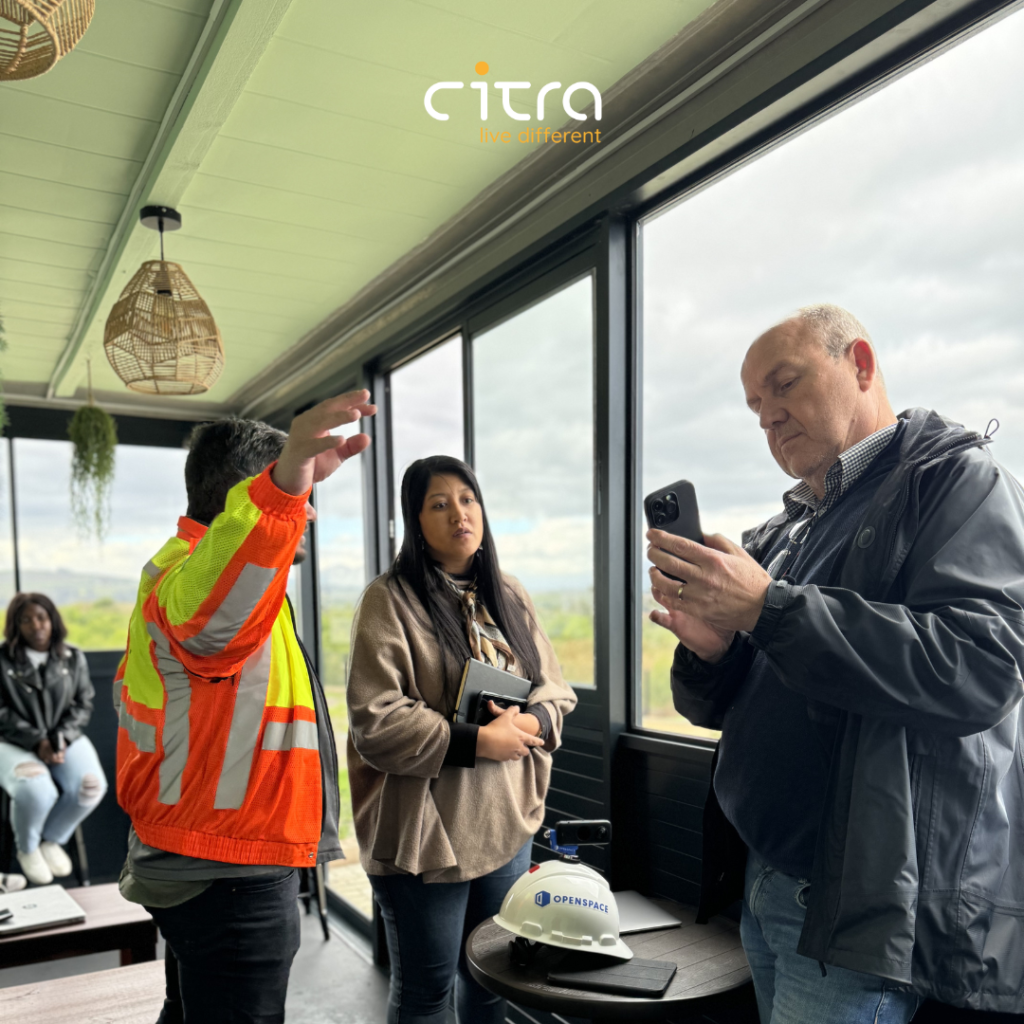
[147,621,192,805]
[118,703,156,753]
[262,719,318,751]
[180,563,279,657]
[214,638,274,810]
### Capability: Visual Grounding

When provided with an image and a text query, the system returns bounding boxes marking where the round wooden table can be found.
[466,898,751,1022]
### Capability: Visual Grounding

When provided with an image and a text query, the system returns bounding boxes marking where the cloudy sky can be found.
[642,5,1024,540]
[0,439,188,605]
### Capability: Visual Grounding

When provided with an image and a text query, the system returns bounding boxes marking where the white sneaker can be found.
[16,848,53,886]
[40,841,73,878]
[0,873,27,893]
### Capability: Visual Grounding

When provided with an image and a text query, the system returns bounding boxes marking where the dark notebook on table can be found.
[452,659,531,725]
[547,953,678,997]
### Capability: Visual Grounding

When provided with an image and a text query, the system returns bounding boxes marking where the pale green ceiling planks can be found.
[0,0,716,412]
[0,0,217,404]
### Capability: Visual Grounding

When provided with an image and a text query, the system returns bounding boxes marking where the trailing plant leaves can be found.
[68,404,117,540]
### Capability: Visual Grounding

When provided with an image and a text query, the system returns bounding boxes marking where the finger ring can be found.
[676,584,686,599]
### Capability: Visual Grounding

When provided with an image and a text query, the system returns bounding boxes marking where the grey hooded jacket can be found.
[672,408,1024,1012]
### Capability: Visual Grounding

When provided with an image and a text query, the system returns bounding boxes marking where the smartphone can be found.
[644,480,703,584]
[472,692,529,725]
[644,480,703,542]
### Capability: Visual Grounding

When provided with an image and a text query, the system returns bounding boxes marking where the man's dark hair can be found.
[185,417,287,524]
[4,592,68,658]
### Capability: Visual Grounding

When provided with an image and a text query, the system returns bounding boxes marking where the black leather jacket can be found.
[0,643,94,752]
[673,409,1024,1012]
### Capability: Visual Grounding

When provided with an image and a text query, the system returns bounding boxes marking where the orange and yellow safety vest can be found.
[115,467,322,867]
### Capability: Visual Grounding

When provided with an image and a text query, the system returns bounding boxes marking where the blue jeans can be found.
[741,851,920,1024]
[0,736,108,852]
[370,842,532,1024]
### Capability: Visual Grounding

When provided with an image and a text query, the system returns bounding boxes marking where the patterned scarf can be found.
[440,570,516,672]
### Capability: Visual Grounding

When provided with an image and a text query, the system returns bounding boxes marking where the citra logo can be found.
[424,65,601,122]
[535,890,551,907]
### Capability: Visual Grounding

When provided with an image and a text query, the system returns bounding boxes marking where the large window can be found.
[638,6,1024,736]
[315,420,372,917]
[389,335,464,553]
[473,278,595,686]
[10,439,187,650]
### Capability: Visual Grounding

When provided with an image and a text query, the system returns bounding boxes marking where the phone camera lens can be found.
[654,513,665,525]
[651,500,663,513]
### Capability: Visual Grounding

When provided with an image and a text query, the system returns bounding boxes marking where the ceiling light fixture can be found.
[103,206,225,396]
[0,0,95,81]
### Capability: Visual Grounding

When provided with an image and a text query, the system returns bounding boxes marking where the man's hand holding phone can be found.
[647,529,772,661]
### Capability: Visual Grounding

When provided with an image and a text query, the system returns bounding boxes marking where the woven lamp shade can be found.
[0,0,94,81]
[104,260,225,395]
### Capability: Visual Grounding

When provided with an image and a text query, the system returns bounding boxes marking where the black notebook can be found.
[547,954,677,997]
[452,659,531,725]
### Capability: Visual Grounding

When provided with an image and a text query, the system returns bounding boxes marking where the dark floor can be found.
[0,904,392,1022]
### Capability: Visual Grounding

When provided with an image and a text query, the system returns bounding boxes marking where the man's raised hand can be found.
[273,390,377,497]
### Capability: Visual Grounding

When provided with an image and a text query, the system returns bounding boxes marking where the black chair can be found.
[0,787,90,886]
[298,864,330,940]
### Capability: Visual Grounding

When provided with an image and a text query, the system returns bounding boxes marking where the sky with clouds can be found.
[642,6,1024,541]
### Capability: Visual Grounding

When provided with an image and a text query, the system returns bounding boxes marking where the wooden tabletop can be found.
[0,883,157,969]
[466,899,750,1021]
[0,959,165,1024]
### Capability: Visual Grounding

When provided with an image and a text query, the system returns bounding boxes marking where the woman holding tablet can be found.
[347,454,576,1024]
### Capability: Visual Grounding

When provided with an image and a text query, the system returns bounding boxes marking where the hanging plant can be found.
[68,362,117,540]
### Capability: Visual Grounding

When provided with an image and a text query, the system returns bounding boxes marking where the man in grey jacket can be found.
[647,304,1024,1022]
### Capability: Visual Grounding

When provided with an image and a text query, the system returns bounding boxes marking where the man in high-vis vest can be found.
[115,391,375,1024]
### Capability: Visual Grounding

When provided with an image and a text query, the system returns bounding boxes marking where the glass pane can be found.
[473,278,594,687]
[638,6,1024,736]
[315,420,373,917]
[0,443,15,608]
[13,439,187,650]
[389,336,463,552]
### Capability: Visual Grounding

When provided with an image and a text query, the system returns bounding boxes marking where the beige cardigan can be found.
[346,572,577,883]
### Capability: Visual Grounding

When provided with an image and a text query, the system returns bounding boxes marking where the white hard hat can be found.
[494,859,633,960]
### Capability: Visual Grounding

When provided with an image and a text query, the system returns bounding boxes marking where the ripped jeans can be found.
[0,737,107,853]
[741,850,920,1024]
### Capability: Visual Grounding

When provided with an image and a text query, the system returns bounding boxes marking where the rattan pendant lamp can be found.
[0,0,95,81]
[104,206,225,395]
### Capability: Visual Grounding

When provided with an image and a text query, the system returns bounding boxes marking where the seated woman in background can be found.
[347,455,577,1024]
[0,593,107,885]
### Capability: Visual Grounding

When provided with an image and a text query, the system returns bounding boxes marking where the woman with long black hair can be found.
[347,455,577,1024]
[0,593,107,886]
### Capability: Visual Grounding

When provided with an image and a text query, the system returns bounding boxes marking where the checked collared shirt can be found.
[765,422,899,580]
[782,422,899,523]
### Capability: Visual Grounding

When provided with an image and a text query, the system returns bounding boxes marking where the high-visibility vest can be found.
[115,468,322,867]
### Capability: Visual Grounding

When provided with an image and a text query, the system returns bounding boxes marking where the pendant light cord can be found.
[159,216,165,261]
